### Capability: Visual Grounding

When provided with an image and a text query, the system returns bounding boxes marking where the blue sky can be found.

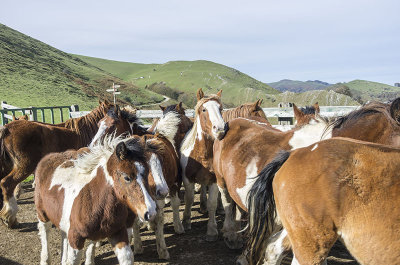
[1,0,399,85]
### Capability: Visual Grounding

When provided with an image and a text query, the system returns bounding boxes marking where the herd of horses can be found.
[1,88,400,265]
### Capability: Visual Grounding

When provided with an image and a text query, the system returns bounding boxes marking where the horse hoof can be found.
[174,223,185,234]
[205,234,218,242]
[224,237,243,250]
[183,220,191,230]
[158,249,170,260]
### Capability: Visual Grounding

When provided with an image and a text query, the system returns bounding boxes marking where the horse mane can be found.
[63,102,111,145]
[154,112,181,146]
[300,106,317,115]
[222,102,266,122]
[181,94,222,151]
[121,106,143,125]
[327,101,395,131]
[74,134,125,174]
[146,136,167,158]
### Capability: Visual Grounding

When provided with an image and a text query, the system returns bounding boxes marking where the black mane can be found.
[300,106,317,115]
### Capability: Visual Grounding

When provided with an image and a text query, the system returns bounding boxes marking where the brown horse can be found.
[213,103,332,250]
[12,114,29,121]
[147,102,187,134]
[179,88,227,241]
[0,100,114,227]
[89,105,147,147]
[35,135,157,265]
[247,137,400,265]
[196,99,271,213]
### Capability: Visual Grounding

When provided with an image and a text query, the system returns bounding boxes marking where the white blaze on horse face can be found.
[149,153,169,198]
[49,162,99,234]
[203,100,225,138]
[288,118,332,150]
[90,120,108,148]
[135,162,157,221]
[236,157,259,210]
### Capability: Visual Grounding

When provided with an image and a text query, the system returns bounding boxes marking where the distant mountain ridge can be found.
[268,79,331,93]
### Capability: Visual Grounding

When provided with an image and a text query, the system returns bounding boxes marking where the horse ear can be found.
[159,105,166,111]
[216,89,223,98]
[104,99,110,105]
[293,103,304,119]
[12,116,17,121]
[177,102,183,111]
[197,88,204,100]
[116,142,128,160]
[390,98,400,123]
[313,102,320,114]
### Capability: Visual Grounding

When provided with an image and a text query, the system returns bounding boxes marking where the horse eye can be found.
[124,175,132,183]
[202,108,206,112]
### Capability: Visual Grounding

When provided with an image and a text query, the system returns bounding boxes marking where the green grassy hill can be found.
[265,90,359,107]
[75,55,280,107]
[327,80,400,103]
[0,23,163,111]
[268,79,331,93]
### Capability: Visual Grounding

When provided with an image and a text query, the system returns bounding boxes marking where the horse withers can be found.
[247,137,400,265]
[34,135,156,265]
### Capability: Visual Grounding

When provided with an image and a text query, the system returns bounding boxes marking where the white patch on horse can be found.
[155,112,180,147]
[115,245,134,265]
[239,117,269,127]
[180,122,197,179]
[49,163,98,234]
[311,144,318,151]
[89,120,107,148]
[265,229,288,264]
[135,162,157,220]
[236,157,259,209]
[203,101,225,136]
[289,117,331,150]
[149,153,169,197]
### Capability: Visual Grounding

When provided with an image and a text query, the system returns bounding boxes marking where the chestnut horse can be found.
[35,135,157,265]
[213,103,332,250]
[89,105,147,147]
[0,100,114,227]
[12,114,29,121]
[247,137,400,265]
[180,88,227,241]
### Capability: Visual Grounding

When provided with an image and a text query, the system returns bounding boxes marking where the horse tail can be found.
[247,150,290,265]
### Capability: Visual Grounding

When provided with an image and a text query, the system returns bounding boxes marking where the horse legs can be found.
[132,217,143,255]
[205,183,219,242]
[199,184,208,214]
[66,244,83,265]
[218,186,243,249]
[170,191,184,234]
[154,199,170,260]
[182,178,194,230]
[61,231,68,265]
[84,241,96,265]
[109,229,134,265]
[263,229,291,265]
[38,219,52,265]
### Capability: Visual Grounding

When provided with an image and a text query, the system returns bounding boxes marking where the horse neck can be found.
[288,120,331,150]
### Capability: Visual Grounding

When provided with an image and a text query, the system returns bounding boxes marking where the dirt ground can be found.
[0,182,358,265]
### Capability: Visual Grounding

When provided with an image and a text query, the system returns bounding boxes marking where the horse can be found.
[213,103,332,250]
[180,88,227,241]
[147,102,187,134]
[12,114,29,121]
[35,135,157,265]
[89,105,147,147]
[247,137,400,265]
[196,99,271,213]
[242,98,400,264]
[131,103,193,259]
[0,100,114,228]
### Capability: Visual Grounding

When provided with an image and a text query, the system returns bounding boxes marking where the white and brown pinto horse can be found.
[35,135,157,265]
[180,88,227,241]
[213,103,331,250]
[247,138,400,265]
[0,100,114,228]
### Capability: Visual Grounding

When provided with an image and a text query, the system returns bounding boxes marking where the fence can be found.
[0,101,79,125]
[2,101,359,126]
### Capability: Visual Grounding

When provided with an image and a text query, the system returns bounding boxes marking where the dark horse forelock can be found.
[300,106,317,115]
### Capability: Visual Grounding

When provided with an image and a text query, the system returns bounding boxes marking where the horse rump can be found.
[246,150,290,265]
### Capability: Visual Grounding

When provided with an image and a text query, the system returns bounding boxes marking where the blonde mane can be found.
[155,112,181,146]
[74,134,125,174]
[180,95,222,152]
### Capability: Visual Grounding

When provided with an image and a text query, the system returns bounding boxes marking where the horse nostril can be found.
[144,211,150,221]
